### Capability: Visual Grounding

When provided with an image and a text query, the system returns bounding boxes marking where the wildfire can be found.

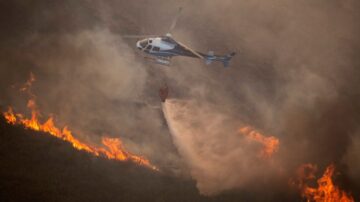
[295,164,354,202]
[239,126,279,158]
[2,74,157,170]
[3,107,16,125]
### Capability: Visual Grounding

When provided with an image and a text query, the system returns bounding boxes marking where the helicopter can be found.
[123,7,235,67]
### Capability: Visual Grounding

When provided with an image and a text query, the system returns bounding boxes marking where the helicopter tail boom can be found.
[203,51,236,67]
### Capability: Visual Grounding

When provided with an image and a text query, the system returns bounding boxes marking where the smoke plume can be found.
[0,0,359,198]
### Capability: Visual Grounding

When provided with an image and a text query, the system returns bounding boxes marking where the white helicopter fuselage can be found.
[125,7,235,67]
[135,36,235,67]
[136,37,178,57]
[135,36,207,61]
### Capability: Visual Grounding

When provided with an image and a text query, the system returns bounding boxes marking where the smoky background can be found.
[0,0,359,197]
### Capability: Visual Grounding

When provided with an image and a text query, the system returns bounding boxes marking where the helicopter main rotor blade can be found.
[177,40,204,59]
[122,35,159,39]
[168,7,183,34]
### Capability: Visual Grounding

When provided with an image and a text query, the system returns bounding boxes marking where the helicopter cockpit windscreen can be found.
[139,39,148,48]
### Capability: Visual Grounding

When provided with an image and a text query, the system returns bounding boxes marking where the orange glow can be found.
[295,164,354,202]
[2,74,157,170]
[2,101,157,170]
[3,107,16,125]
[239,126,279,158]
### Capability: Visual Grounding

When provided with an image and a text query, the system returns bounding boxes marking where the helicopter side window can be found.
[146,45,152,50]
[152,47,160,52]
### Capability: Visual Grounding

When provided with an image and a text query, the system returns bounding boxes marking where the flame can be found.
[295,164,354,202]
[3,107,17,125]
[2,101,157,170]
[2,74,157,170]
[239,126,279,158]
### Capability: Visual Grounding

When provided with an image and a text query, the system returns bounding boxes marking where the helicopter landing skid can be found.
[144,56,171,66]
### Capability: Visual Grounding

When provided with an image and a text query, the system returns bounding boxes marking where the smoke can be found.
[0,1,182,171]
[162,99,282,195]
[159,0,360,196]
[344,129,360,182]
[0,0,359,198]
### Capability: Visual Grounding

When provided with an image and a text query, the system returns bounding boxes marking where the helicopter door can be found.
[152,46,160,52]
[146,45,152,50]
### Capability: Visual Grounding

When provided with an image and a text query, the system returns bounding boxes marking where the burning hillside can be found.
[2,74,157,170]
[162,98,358,200]
[293,164,355,202]
[0,115,210,202]
[3,103,157,170]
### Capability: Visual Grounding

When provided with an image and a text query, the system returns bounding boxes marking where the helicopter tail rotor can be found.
[222,52,236,67]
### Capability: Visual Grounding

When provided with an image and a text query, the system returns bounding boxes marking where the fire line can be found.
[294,163,354,202]
[2,74,157,171]
[3,103,157,171]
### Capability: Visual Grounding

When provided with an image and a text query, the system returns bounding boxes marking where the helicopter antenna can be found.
[167,7,183,36]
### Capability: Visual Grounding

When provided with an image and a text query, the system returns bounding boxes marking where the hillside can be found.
[0,116,208,202]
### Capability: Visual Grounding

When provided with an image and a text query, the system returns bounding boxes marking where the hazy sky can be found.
[0,0,359,197]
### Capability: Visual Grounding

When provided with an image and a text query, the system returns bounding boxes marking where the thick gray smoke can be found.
[157,0,360,195]
[0,0,359,197]
[162,99,282,195]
